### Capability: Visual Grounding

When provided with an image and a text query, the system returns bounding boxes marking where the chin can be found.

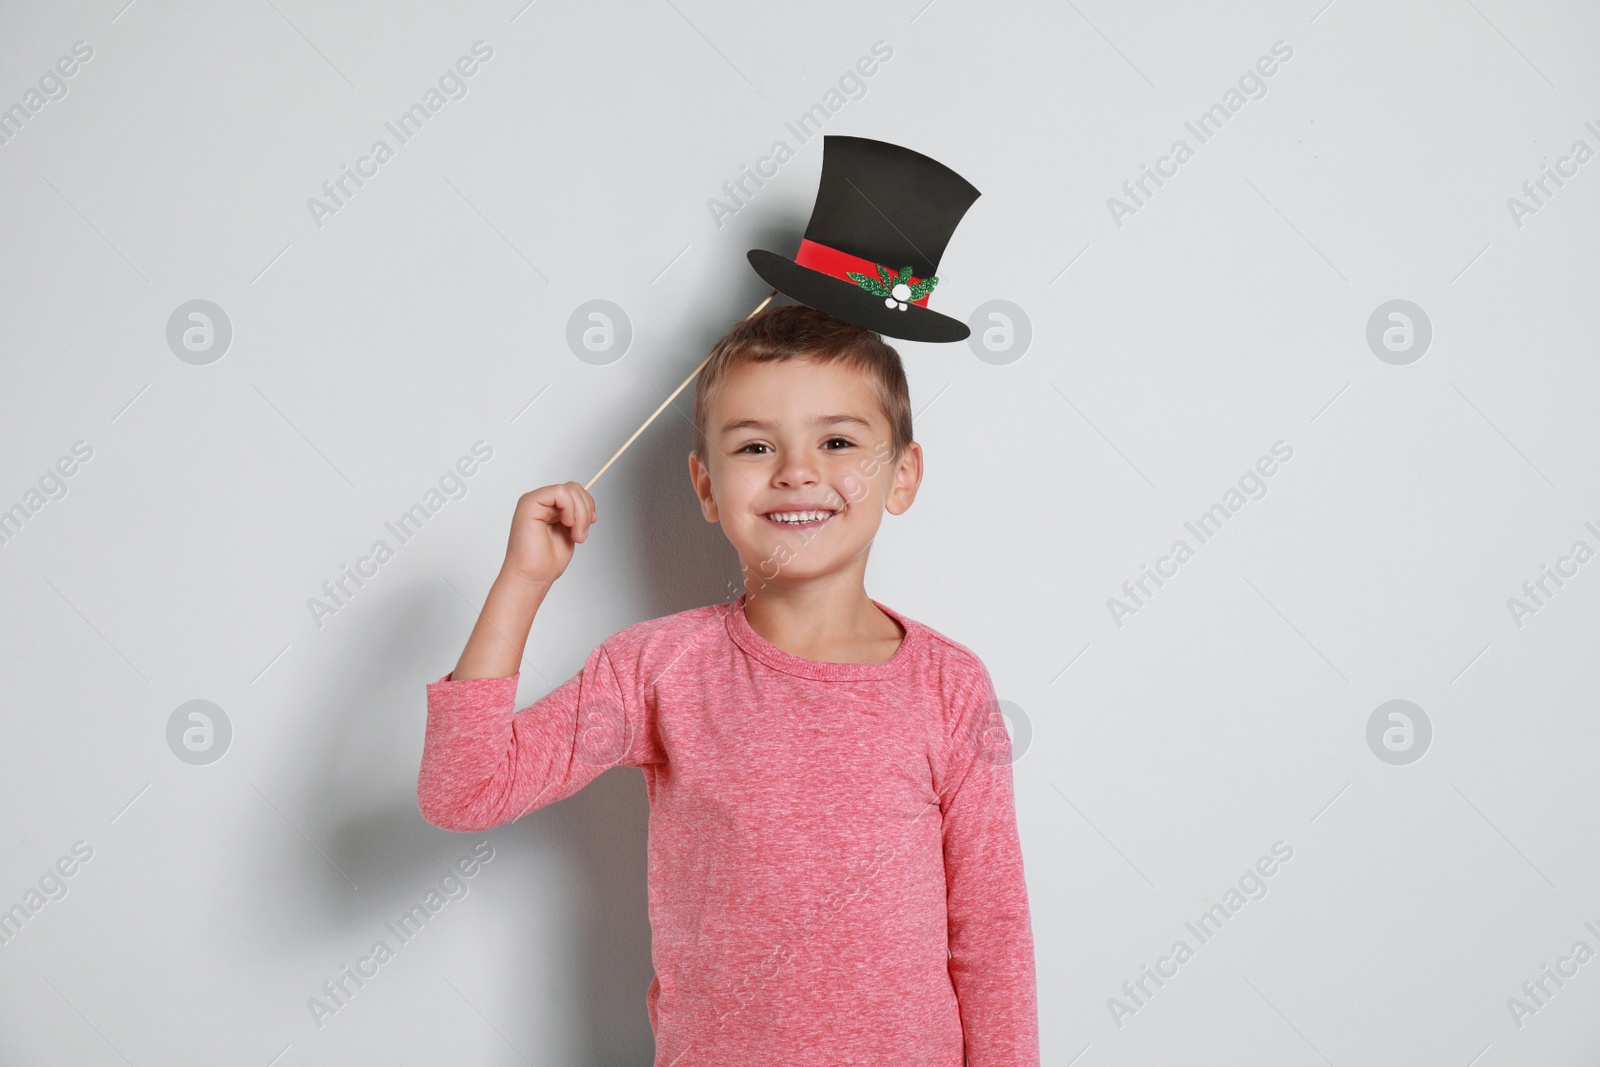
[737,542,867,583]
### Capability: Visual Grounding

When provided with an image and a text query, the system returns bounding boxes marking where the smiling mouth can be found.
[761,508,840,530]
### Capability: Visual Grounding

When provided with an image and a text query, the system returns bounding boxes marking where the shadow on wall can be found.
[245,583,657,1063]
[638,355,748,615]
[239,276,791,1061]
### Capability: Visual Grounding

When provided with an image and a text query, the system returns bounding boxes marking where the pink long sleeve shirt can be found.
[417,592,1040,1066]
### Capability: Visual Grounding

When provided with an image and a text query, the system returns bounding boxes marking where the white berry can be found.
[897,301,907,310]
[891,283,911,301]
[884,296,896,308]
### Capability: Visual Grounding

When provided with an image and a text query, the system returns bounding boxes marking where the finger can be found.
[562,484,586,541]
[533,485,567,521]
[572,483,595,540]
[549,487,578,532]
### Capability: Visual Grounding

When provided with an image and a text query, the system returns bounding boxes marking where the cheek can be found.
[838,467,891,506]
[839,475,869,505]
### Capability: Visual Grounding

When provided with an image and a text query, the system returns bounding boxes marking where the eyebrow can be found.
[719,414,873,435]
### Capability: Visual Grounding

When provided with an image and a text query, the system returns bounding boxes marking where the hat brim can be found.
[746,249,970,343]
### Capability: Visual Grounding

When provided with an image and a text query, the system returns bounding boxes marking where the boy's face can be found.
[688,357,922,591]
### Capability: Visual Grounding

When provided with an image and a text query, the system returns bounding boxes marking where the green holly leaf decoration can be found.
[847,270,892,297]
[847,263,939,303]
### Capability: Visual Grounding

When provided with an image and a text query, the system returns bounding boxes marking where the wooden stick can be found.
[585,289,778,491]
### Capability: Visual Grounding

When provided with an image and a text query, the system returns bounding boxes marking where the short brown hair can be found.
[691,303,912,468]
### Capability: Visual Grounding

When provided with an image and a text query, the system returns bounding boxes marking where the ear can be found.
[687,450,719,523]
[884,441,923,516]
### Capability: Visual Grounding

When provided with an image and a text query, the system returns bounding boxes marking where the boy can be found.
[417,303,1040,1065]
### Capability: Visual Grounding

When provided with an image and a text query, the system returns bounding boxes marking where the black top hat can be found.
[746,136,981,343]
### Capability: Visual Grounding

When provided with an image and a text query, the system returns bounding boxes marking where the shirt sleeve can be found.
[936,659,1041,1067]
[417,640,658,832]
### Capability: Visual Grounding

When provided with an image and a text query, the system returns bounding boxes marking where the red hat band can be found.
[793,238,934,310]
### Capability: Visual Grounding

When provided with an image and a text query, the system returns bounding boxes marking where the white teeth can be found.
[766,510,833,524]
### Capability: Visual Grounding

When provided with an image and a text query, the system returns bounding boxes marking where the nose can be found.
[772,447,820,488]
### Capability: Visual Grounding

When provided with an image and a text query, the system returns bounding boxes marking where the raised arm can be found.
[418,642,636,832]
[418,481,627,832]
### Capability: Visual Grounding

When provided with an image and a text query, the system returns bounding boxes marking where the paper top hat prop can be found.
[746,136,981,343]
[585,137,979,490]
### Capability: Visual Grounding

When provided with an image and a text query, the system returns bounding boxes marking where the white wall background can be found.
[3,0,1598,1063]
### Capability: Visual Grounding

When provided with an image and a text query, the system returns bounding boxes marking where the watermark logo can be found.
[0,840,94,948]
[1109,441,1294,627]
[166,300,232,365]
[966,299,1032,365]
[995,699,1033,763]
[0,40,94,147]
[566,300,632,366]
[1365,299,1431,365]
[954,692,1033,766]
[1506,521,1600,629]
[707,40,894,229]
[306,41,493,229]
[1505,919,1600,1030]
[1505,121,1600,229]
[0,440,93,548]
[573,695,629,766]
[1365,699,1430,765]
[167,700,232,765]
[307,441,494,629]
[306,840,495,1029]
[1107,40,1294,228]
[1108,840,1294,1028]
